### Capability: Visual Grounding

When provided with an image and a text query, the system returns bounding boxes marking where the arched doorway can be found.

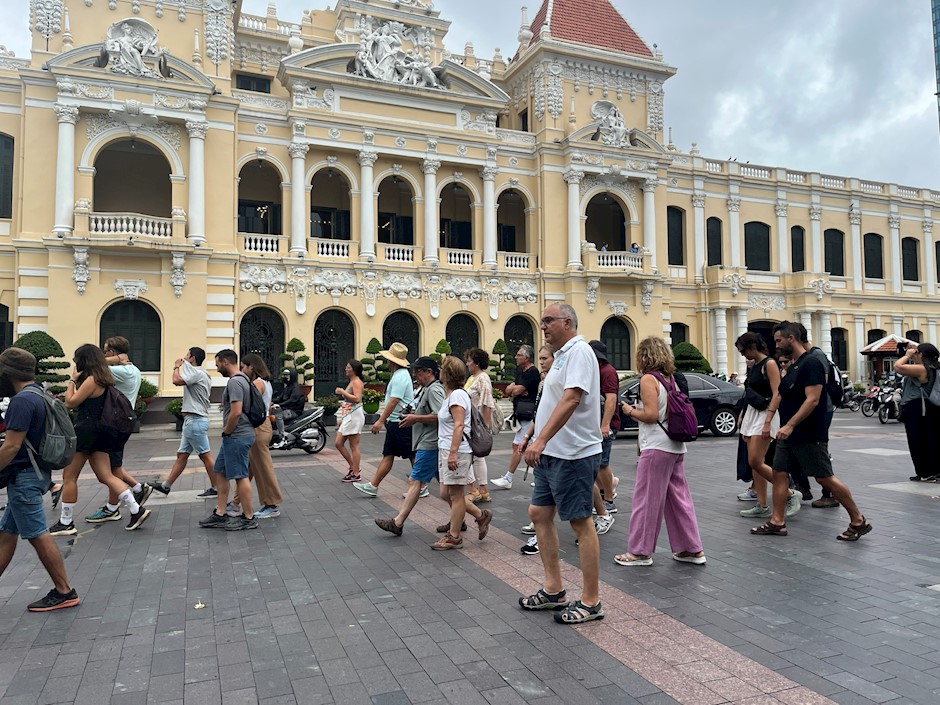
[600,318,631,370]
[747,321,777,354]
[310,167,351,240]
[503,315,535,353]
[446,314,479,358]
[440,183,473,250]
[240,307,285,378]
[383,312,420,360]
[100,300,162,372]
[497,189,527,252]
[93,139,171,217]
[585,192,627,251]
[313,310,355,398]
[377,176,414,245]
[238,161,282,236]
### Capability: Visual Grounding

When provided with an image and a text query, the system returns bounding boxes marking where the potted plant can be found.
[166,397,184,432]
[12,331,70,394]
[138,378,158,405]
[132,397,148,433]
[361,387,382,415]
[279,337,315,399]
[315,395,340,426]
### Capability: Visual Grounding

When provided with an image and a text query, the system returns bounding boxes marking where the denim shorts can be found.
[214,435,253,480]
[178,415,211,456]
[0,468,50,540]
[531,453,600,522]
[600,436,613,466]
[410,449,439,484]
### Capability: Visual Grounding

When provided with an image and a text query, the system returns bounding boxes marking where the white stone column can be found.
[708,309,718,369]
[422,159,440,262]
[288,143,309,255]
[849,206,862,291]
[564,168,584,268]
[798,311,814,343]
[775,200,788,272]
[818,311,832,360]
[642,177,658,264]
[53,104,80,237]
[923,220,936,296]
[892,315,904,337]
[929,319,938,352]
[714,307,728,378]
[185,120,208,245]
[810,205,823,272]
[481,166,498,267]
[889,213,902,294]
[734,307,749,378]
[727,196,742,268]
[358,150,378,260]
[692,192,706,282]
[854,316,866,382]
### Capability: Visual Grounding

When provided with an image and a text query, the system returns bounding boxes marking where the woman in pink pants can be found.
[615,336,705,567]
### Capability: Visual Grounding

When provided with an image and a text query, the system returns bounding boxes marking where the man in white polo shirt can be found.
[518,303,603,625]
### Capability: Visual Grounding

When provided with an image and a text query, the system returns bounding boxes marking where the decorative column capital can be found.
[642,177,659,193]
[848,208,861,226]
[480,166,499,182]
[888,214,901,229]
[809,205,822,221]
[923,219,934,235]
[185,120,208,139]
[691,192,706,209]
[288,142,309,160]
[726,196,741,213]
[53,104,79,124]
[775,200,788,218]
[421,159,441,175]
[563,168,584,185]
[357,150,378,167]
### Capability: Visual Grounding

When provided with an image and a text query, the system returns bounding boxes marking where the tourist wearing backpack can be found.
[49,345,151,536]
[463,347,496,505]
[0,347,80,612]
[616,336,705,568]
[893,342,940,482]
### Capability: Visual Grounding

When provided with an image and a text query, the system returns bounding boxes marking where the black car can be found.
[617,372,743,437]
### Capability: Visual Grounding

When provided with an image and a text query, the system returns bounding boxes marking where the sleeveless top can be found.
[744,358,772,399]
[260,380,273,413]
[637,375,687,455]
[76,388,106,424]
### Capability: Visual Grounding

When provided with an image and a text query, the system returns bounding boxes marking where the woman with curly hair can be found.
[615,336,704,567]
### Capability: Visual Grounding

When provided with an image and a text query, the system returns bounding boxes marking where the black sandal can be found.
[519,588,569,611]
[553,600,604,624]
[49,483,63,510]
[751,521,787,536]
[837,517,872,541]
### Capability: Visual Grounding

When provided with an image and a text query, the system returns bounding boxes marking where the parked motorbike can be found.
[860,385,882,417]
[270,406,327,454]
[878,386,902,424]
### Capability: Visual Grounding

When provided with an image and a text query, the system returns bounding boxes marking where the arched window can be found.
[867,329,886,345]
[706,217,722,266]
[446,314,479,358]
[503,315,535,353]
[239,307,285,378]
[601,318,631,369]
[313,310,355,398]
[670,323,688,347]
[100,300,162,372]
[667,206,685,266]
[744,221,771,271]
[95,140,172,217]
[863,233,884,279]
[237,161,282,235]
[440,183,472,250]
[791,226,805,272]
[497,190,528,252]
[378,176,414,246]
[831,328,848,372]
[906,329,923,343]
[310,168,351,240]
[383,312,420,361]
[824,229,845,276]
[585,193,626,252]
[0,134,12,219]
[902,237,919,281]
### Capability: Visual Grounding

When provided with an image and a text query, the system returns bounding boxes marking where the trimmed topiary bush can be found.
[12,331,70,394]
[673,342,713,374]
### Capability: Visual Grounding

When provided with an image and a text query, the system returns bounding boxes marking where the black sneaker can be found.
[134,484,154,506]
[197,487,218,498]
[151,482,170,496]
[48,520,77,537]
[520,536,539,555]
[125,507,152,531]
[199,511,228,529]
[225,514,259,531]
[27,587,80,612]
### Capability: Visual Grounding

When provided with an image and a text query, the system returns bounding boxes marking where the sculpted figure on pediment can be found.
[353,20,440,88]
[591,100,629,148]
[104,19,163,78]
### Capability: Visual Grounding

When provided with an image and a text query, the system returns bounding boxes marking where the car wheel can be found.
[709,408,737,437]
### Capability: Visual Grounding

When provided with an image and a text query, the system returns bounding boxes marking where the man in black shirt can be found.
[751,321,871,541]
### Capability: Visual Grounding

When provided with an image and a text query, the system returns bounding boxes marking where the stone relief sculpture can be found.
[352,20,441,88]
[591,100,629,148]
[103,19,164,78]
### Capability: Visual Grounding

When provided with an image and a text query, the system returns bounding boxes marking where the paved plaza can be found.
[0,410,936,705]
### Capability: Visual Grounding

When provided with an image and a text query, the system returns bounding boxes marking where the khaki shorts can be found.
[438,451,473,485]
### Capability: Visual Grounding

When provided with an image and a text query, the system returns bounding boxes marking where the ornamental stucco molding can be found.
[607,300,628,317]
[482,278,501,320]
[888,214,901,230]
[580,174,639,204]
[424,274,443,318]
[586,277,599,312]
[691,192,706,209]
[114,278,148,300]
[84,113,181,150]
[57,80,113,100]
[54,104,80,124]
[233,91,290,111]
[496,129,535,145]
[775,201,788,218]
[291,81,335,111]
[720,272,747,296]
[809,205,822,221]
[726,197,741,213]
[502,279,537,306]
[808,278,832,301]
[924,220,934,236]
[185,120,208,139]
[640,281,654,314]
[560,61,647,101]
[239,265,286,303]
[169,252,186,298]
[460,109,497,135]
[748,293,785,311]
[204,2,232,72]
[443,277,482,310]
[379,273,422,305]
[360,271,380,316]
[848,209,861,226]
[154,93,205,111]
[646,80,664,134]
[32,0,63,44]
[72,247,89,294]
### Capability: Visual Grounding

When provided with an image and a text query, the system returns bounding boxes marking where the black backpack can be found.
[236,374,267,428]
[100,386,136,436]
[810,348,844,408]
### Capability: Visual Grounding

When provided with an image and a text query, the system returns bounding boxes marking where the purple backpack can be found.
[647,371,698,442]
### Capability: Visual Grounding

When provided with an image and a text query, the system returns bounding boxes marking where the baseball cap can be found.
[588,340,609,363]
[412,356,439,375]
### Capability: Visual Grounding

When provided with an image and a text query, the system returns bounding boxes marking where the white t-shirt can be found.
[437,389,472,454]
[534,335,602,460]
[179,361,211,416]
[637,376,687,455]
[110,363,141,406]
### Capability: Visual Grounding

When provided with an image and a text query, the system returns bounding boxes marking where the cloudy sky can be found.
[4,1,939,188]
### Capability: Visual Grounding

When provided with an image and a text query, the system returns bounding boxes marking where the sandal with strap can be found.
[518,588,569,611]
[751,521,787,536]
[553,600,605,625]
[837,517,872,542]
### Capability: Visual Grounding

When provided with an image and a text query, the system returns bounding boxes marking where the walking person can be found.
[751,322,871,540]
[198,350,257,531]
[374,356,446,536]
[589,340,619,522]
[491,345,540,490]
[153,347,215,496]
[894,342,940,481]
[353,342,414,497]
[336,360,366,482]
[0,348,80,612]
[615,336,705,567]
[236,354,282,519]
[463,348,495,505]
[432,356,492,550]
[49,345,151,535]
[518,304,604,625]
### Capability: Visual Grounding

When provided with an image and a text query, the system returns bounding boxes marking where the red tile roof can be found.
[860,334,911,355]
[528,0,654,58]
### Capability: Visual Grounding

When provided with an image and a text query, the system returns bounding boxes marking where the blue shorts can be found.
[410,449,439,484]
[178,415,211,456]
[214,435,253,480]
[0,468,50,540]
[531,453,600,522]
[600,437,613,467]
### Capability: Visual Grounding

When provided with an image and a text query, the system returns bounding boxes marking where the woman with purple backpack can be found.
[614,336,705,567]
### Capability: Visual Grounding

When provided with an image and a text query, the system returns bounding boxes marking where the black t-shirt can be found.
[4,384,48,472]
[513,365,540,409]
[778,352,829,443]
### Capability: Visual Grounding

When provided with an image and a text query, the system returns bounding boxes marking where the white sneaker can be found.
[594,514,615,535]
[785,490,802,517]
[490,476,512,490]
[521,522,536,535]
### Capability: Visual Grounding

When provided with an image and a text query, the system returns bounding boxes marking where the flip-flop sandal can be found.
[751,522,787,536]
[518,588,569,611]
[837,517,872,541]
[553,600,604,624]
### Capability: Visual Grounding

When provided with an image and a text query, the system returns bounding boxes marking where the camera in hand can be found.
[897,341,910,356]
[401,404,414,415]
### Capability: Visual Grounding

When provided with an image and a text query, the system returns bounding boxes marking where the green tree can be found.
[12,331,71,394]
[280,337,314,384]
[430,339,451,363]
[672,341,713,374]
[360,337,383,383]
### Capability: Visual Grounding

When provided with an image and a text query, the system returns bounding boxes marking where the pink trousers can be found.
[627,449,703,556]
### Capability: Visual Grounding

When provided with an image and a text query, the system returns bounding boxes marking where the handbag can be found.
[514,398,536,422]
[743,387,770,411]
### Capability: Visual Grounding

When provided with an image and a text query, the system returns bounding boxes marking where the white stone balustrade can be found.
[242,234,282,253]
[501,253,531,270]
[443,249,475,267]
[591,251,645,270]
[90,212,173,238]
[315,239,350,258]
[382,244,415,263]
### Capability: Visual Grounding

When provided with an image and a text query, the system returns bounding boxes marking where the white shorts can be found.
[338,407,365,436]
[513,426,528,446]
[739,405,779,439]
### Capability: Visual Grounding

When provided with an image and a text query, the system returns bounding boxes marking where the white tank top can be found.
[637,377,687,455]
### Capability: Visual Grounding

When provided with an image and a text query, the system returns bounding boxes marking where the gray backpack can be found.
[22,386,77,476]
[459,390,493,457]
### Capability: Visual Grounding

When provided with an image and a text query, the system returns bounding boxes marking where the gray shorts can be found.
[773,440,834,478]
[530,453,600,522]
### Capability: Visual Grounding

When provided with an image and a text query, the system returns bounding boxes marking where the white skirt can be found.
[338,407,365,436]
[739,405,779,438]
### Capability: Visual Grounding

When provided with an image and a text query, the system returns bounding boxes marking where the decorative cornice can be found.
[53,103,79,124]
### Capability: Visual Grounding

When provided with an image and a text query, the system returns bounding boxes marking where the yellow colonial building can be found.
[0,0,936,395]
